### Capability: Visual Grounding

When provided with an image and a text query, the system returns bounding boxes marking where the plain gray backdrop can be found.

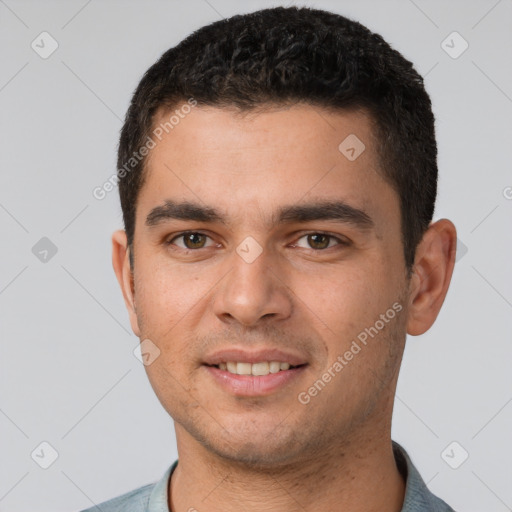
[1,0,511,511]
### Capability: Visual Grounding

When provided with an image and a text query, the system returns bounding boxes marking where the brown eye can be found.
[307,234,331,250]
[168,232,211,250]
[294,233,345,250]
[183,233,207,249]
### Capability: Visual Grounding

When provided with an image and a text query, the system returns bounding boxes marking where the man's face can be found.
[127,104,411,466]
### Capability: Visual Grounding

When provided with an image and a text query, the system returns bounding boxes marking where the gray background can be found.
[1,0,511,510]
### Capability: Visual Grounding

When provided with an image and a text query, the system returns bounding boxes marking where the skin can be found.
[112,103,457,512]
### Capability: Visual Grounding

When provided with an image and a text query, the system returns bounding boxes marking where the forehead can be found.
[137,104,398,235]
[149,103,376,162]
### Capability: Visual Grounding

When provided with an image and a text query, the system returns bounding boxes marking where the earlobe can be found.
[406,219,457,336]
[111,230,141,337]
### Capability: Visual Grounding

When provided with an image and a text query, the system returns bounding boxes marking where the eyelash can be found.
[165,231,349,252]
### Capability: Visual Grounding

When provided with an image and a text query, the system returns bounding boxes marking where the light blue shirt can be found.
[80,441,456,511]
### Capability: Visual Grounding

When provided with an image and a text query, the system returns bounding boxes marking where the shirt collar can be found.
[392,440,451,511]
[147,460,176,512]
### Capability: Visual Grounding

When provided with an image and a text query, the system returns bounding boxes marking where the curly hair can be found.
[117,6,437,271]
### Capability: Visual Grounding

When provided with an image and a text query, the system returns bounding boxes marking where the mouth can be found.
[201,348,309,396]
[204,361,306,377]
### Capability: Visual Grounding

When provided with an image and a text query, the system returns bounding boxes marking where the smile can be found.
[210,361,302,376]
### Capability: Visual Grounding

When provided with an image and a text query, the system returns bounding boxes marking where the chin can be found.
[181,412,308,468]
[209,437,303,469]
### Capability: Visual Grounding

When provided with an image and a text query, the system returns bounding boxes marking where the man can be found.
[85,6,457,511]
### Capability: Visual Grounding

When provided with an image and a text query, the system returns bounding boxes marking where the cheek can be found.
[292,261,402,360]
[133,261,200,335]
[294,267,381,329]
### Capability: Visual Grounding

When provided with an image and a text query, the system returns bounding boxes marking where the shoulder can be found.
[78,461,177,512]
[79,482,156,512]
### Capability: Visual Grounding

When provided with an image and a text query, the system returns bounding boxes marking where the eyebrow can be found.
[145,199,374,231]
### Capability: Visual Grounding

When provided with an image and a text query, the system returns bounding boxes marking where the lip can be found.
[202,347,308,366]
[203,364,308,396]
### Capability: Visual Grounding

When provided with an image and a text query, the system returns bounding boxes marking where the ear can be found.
[406,219,457,336]
[112,230,141,337]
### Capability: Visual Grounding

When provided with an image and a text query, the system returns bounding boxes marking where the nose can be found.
[212,240,293,327]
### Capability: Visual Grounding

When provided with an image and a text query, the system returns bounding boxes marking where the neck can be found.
[168,421,405,512]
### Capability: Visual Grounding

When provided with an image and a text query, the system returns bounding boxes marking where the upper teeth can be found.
[219,361,292,376]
